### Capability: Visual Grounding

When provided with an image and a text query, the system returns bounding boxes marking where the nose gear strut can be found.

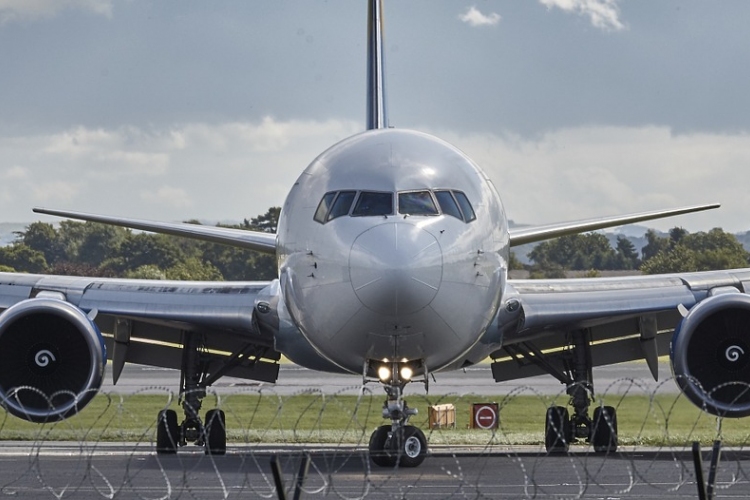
[367,361,428,467]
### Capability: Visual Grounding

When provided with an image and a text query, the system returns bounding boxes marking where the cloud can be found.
[140,186,193,209]
[459,6,501,27]
[433,125,750,233]
[42,126,170,178]
[0,0,113,23]
[0,118,360,223]
[31,180,81,204]
[539,0,625,31]
[2,165,27,180]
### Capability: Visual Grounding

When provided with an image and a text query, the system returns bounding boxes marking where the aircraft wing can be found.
[0,272,281,386]
[508,203,720,247]
[488,268,750,385]
[33,208,277,255]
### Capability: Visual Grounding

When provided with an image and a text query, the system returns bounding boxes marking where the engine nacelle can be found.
[0,298,106,423]
[671,293,750,418]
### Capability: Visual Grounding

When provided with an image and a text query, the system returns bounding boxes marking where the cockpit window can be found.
[328,190,356,220]
[453,191,476,222]
[434,190,462,220]
[313,192,337,223]
[314,189,474,223]
[352,191,393,216]
[398,191,439,216]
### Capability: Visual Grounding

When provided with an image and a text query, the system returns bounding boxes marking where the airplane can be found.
[0,0,749,468]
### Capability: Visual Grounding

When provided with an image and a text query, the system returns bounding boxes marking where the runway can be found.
[101,361,678,396]
[0,442,747,499]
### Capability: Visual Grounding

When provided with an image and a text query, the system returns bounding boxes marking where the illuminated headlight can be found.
[400,366,413,381]
[377,366,391,381]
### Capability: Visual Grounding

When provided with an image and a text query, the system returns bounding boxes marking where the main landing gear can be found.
[504,329,618,453]
[367,361,428,467]
[155,332,227,455]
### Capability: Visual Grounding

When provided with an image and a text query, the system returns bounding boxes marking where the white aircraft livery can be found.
[1,0,749,467]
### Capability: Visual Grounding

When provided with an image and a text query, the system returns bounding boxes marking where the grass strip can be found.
[1,391,749,447]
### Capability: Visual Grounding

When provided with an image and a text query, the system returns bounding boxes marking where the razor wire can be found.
[0,377,749,498]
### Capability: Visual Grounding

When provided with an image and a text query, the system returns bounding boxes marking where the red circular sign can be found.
[474,405,497,429]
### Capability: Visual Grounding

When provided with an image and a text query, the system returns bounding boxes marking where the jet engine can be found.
[0,298,106,423]
[671,293,750,417]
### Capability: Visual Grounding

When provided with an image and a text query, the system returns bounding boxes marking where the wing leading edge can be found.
[508,203,720,247]
[33,207,277,255]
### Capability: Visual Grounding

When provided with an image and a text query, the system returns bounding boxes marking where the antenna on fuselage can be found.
[366,0,389,130]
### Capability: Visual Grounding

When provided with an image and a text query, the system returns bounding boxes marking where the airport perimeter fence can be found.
[0,376,749,498]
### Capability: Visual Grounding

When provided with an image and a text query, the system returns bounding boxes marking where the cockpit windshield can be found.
[398,191,438,216]
[314,189,475,223]
[352,191,393,216]
[328,191,357,220]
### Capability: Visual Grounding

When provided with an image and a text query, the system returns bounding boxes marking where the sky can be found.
[1,0,749,233]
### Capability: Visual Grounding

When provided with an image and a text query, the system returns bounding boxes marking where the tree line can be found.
[519,227,749,278]
[0,208,746,280]
[0,208,280,281]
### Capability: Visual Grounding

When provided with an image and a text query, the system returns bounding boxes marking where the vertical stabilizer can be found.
[366,0,389,130]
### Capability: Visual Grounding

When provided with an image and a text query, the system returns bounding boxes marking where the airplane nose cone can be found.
[350,223,442,316]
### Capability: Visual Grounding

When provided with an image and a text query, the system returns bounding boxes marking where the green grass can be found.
[2,391,749,447]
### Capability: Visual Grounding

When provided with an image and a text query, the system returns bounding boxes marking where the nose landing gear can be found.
[367,361,428,467]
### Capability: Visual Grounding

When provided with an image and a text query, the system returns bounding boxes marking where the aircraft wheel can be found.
[156,409,179,454]
[545,406,570,453]
[368,425,395,467]
[592,406,618,453]
[396,426,427,468]
[204,409,226,455]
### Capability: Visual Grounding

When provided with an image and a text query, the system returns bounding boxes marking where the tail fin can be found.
[366,0,389,130]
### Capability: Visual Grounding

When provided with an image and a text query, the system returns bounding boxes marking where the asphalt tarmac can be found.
[0,442,747,499]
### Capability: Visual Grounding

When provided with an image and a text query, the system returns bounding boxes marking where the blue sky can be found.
[1,0,749,231]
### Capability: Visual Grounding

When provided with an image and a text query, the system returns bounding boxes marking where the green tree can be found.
[641,227,749,274]
[77,223,129,266]
[56,220,89,263]
[0,244,48,273]
[508,251,524,271]
[118,233,183,271]
[614,235,640,270]
[528,233,616,272]
[125,265,167,280]
[640,245,698,274]
[641,229,669,263]
[165,258,224,281]
[243,207,280,233]
[19,222,64,265]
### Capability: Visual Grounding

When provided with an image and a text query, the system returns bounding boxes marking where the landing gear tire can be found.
[545,406,570,453]
[204,409,226,455]
[156,409,179,454]
[396,426,427,468]
[369,425,395,467]
[592,406,617,453]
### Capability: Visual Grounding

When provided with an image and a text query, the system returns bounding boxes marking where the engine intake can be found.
[0,298,106,423]
[671,293,750,418]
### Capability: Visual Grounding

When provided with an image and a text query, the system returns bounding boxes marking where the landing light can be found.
[400,366,413,381]
[377,366,391,381]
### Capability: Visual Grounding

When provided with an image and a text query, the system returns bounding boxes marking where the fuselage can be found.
[277,128,509,375]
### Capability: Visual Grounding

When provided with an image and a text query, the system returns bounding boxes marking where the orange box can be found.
[429,404,456,429]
